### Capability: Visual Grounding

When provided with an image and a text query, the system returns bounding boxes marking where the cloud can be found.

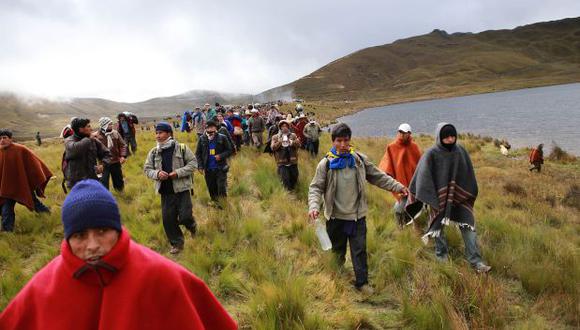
[0,0,578,102]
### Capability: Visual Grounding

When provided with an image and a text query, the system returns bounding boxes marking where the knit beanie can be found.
[439,124,457,150]
[155,122,173,133]
[99,117,113,132]
[62,179,121,239]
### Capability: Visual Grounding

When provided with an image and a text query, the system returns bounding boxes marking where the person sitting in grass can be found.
[405,123,491,273]
[308,123,407,294]
[144,122,197,255]
[0,129,52,232]
[271,120,301,190]
[378,123,422,228]
[0,179,238,329]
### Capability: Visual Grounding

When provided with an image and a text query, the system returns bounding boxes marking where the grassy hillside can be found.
[261,17,580,107]
[1,130,578,328]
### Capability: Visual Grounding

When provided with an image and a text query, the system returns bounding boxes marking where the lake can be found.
[338,83,580,155]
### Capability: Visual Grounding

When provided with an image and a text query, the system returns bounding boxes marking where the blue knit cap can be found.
[62,179,122,239]
[155,122,173,133]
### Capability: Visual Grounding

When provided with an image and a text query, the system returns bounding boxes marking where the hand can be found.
[95,165,104,174]
[308,210,319,224]
[400,187,409,197]
[215,154,221,161]
[158,171,169,180]
[119,157,126,164]
[168,171,178,179]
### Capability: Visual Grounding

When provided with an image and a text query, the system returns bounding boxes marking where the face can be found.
[280,124,289,134]
[217,114,224,122]
[397,131,411,142]
[155,130,171,142]
[206,126,217,139]
[442,136,456,144]
[106,123,113,131]
[0,135,13,149]
[333,136,351,153]
[79,124,92,137]
[68,227,119,264]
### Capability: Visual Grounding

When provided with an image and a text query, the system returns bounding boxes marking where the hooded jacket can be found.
[406,123,478,242]
[0,228,237,330]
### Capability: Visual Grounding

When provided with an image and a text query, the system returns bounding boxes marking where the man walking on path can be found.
[96,117,128,191]
[0,129,52,232]
[144,122,197,254]
[64,118,111,189]
[302,119,322,156]
[405,123,491,273]
[308,123,407,293]
[378,123,422,227]
[117,113,137,156]
[193,107,206,138]
[529,144,544,172]
[195,120,234,204]
[0,179,238,329]
[248,107,265,149]
[271,120,301,190]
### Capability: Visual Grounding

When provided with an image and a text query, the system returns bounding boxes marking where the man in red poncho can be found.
[378,123,422,227]
[529,143,544,173]
[0,129,52,232]
[0,179,238,330]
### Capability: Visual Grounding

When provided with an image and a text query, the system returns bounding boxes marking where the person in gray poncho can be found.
[406,123,491,273]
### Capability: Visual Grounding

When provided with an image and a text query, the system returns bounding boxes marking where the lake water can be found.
[338,83,580,155]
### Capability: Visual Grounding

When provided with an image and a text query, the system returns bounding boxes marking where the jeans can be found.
[326,218,368,287]
[101,162,124,191]
[124,135,137,156]
[160,191,196,248]
[435,226,483,266]
[204,169,228,201]
[306,139,319,156]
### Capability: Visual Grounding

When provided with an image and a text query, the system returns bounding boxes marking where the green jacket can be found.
[143,141,197,194]
[308,152,404,220]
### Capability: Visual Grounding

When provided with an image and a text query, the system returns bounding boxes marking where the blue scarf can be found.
[327,146,356,169]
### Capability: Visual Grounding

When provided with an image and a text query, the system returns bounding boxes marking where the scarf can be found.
[156,137,175,152]
[406,123,478,243]
[327,146,356,169]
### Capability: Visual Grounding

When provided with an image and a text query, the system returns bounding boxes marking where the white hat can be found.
[398,123,412,133]
[251,109,259,113]
[299,113,306,118]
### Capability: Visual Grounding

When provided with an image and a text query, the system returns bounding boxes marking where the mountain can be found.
[0,90,253,139]
[258,17,580,102]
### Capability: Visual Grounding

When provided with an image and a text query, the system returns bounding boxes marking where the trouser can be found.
[101,162,124,191]
[251,132,263,148]
[1,193,48,232]
[204,169,228,201]
[326,218,368,288]
[529,162,542,172]
[306,139,319,156]
[124,135,137,156]
[434,226,483,266]
[243,131,251,146]
[161,191,196,248]
[233,135,242,151]
[277,164,299,190]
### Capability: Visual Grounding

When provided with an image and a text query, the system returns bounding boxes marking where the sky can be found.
[1,0,579,102]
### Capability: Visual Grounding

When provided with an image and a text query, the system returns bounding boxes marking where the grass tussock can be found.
[0,131,579,328]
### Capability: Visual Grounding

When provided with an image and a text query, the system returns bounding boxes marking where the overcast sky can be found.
[1,0,578,102]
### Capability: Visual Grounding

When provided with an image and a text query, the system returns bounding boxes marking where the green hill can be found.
[260,17,580,104]
[1,131,578,328]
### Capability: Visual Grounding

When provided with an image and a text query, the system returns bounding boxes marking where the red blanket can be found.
[0,143,52,210]
[0,228,238,329]
[379,137,422,200]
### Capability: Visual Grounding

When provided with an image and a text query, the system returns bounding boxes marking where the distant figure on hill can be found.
[35,131,41,146]
[529,144,544,172]
[144,122,197,254]
[302,118,322,156]
[0,129,52,232]
[95,117,127,191]
[308,123,407,294]
[378,123,422,228]
[64,118,111,189]
[406,123,491,273]
[271,120,301,190]
[116,113,137,156]
[0,179,238,329]
[195,120,233,205]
